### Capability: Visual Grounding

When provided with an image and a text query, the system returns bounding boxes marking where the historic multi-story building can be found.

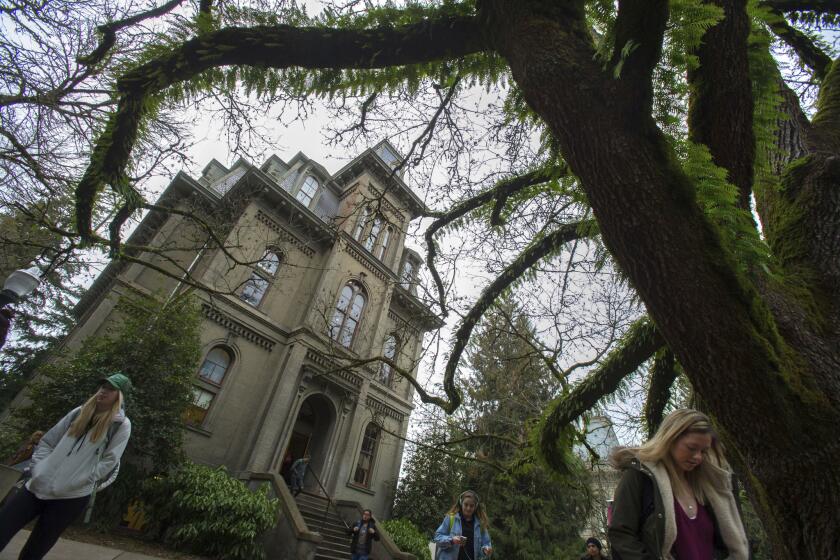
[68,140,441,521]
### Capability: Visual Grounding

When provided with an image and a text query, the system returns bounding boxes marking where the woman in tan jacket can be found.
[608,409,749,560]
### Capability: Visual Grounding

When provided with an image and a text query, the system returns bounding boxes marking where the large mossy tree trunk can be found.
[482,0,840,557]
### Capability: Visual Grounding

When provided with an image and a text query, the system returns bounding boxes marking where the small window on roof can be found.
[296,176,320,207]
[375,144,401,169]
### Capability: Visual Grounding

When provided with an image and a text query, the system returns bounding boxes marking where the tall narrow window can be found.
[198,347,231,385]
[239,249,281,307]
[364,216,383,252]
[353,423,380,486]
[374,226,393,261]
[296,176,319,207]
[379,335,398,386]
[329,281,367,348]
[400,260,415,289]
[353,206,371,241]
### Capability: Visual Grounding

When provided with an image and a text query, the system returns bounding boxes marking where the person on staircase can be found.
[347,509,379,560]
[289,454,309,496]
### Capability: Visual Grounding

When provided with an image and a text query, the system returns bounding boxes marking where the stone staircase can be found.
[295,491,352,560]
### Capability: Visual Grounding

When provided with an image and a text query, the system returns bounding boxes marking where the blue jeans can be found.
[351,554,369,560]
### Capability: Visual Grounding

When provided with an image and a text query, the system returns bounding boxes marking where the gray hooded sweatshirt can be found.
[26,406,131,500]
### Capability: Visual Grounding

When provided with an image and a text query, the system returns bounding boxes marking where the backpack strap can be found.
[448,513,455,533]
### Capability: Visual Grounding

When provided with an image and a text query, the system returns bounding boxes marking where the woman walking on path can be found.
[608,408,749,560]
[0,373,132,560]
[433,490,493,560]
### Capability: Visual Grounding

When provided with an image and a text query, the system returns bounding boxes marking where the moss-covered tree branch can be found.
[644,348,678,438]
[810,57,840,151]
[422,163,569,314]
[77,0,187,67]
[767,13,833,80]
[75,15,487,238]
[688,0,755,209]
[539,318,663,472]
[611,0,669,112]
[441,219,595,413]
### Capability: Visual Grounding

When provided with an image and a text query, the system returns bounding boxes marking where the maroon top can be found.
[672,497,714,560]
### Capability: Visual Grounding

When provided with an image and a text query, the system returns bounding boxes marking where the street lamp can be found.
[0,266,42,307]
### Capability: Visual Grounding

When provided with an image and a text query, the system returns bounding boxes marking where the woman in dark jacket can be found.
[608,409,748,560]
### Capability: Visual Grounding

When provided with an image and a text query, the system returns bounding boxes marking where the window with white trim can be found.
[353,423,380,486]
[379,335,399,386]
[239,249,282,307]
[364,216,383,252]
[186,346,234,426]
[198,347,231,385]
[374,226,393,261]
[329,281,366,348]
[296,176,320,207]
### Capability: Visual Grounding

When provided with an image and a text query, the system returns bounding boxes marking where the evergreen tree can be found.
[459,298,591,559]
[1,292,202,471]
[392,416,466,534]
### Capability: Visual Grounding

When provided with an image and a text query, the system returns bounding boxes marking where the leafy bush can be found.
[382,518,431,560]
[142,462,279,560]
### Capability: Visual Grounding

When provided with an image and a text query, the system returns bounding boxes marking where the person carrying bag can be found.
[0,373,132,560]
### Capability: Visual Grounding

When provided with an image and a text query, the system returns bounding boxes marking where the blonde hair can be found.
[610,408,724,504]
[67,390,123,443]
[446,490,490,529]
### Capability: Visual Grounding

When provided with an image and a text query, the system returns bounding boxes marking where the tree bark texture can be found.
[482,0,840,556]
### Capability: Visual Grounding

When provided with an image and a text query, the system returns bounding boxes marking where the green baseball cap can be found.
[99,372,132,394]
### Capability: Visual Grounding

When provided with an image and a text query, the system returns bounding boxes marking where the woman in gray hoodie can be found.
[0,373,132,560]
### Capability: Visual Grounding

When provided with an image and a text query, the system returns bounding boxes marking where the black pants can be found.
[0,486,88,560]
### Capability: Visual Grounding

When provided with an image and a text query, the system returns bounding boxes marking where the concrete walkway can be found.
[1,530,168,560]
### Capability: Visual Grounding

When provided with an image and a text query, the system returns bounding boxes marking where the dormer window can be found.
[375,143,401,170]
[400,259,415,290]
[296,176,320,207]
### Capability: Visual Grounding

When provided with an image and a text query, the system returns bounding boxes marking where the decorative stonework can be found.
[304,349,364,388]
[256,209,315,256]
[365,396,405,422]
[345,239,390,282]
[387,309,420,337]
[202,304,276,351]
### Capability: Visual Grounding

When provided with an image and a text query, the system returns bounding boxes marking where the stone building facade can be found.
[68,140,440,518]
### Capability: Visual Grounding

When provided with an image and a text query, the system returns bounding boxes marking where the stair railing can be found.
[307,465,350,532]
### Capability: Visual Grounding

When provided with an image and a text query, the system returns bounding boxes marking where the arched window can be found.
[353,206,371,241]
[329,281,366,348]
[296,176,319,207]
[374,226,393,261]
[379,335,399,386]
[258,250,281,276]
[198,347,231,385]
[239,250,281,307]
[353,423,380,487]
[186,346,233,426]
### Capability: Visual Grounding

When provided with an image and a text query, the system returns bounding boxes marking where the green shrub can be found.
[382,518,431,560]
[142,462,279,560]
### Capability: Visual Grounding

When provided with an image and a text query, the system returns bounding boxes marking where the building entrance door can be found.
[283,394,335,493]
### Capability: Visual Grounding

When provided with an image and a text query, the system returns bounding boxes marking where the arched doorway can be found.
[281,393,336,491]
